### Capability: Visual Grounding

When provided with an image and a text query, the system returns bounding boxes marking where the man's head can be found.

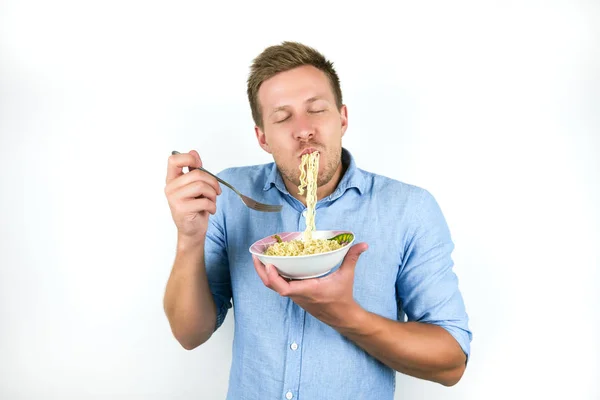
[247,41,348,190]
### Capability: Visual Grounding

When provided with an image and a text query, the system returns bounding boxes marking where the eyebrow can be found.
[269,96,328,117]
[306,96,324,104]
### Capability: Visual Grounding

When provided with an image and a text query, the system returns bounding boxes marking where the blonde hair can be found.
[247,41,343,129]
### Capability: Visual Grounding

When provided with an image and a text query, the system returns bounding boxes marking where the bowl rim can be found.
[248,230,355,259]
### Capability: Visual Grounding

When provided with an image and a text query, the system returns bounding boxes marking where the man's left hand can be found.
[252,242,369,328]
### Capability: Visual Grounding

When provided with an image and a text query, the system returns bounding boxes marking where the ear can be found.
[255,126,272,154]
[339,105,348,137]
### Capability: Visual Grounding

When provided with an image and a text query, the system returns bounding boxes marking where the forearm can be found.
[335,306,467,386]
[163,235,217,349]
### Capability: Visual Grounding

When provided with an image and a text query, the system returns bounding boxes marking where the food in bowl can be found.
[249,230,355,279]
[264,232,354,256]
[264,237,341,256]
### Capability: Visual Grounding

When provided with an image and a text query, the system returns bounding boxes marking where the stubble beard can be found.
[277,146,342,192]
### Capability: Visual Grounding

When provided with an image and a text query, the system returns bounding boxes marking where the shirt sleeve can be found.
[204,202,233,331]
[396,188,472,361]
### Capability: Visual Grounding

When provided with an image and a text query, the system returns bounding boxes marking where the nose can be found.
[292,114,315,141]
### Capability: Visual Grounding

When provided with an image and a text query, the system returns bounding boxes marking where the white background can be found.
[1,1,598,399]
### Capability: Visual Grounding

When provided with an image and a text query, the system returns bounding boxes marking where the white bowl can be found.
[249,230,355,279]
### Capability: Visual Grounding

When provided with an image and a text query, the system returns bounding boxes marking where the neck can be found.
[284,157,346,206]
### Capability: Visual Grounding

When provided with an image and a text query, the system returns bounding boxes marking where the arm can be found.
[163,235,217,349]
[253,245,467,386]
[347,188,471,385]
[333,306,467,386]
[163,150,232,350]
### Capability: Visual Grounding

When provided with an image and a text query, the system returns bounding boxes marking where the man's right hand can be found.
[164,150,222,242]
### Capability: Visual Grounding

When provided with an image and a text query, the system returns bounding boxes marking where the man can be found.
[163,41,472,400]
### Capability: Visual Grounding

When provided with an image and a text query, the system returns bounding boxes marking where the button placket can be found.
[282,303,305,400]
[298,209,307,231]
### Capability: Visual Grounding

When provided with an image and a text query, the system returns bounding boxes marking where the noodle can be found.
[264,237,342,256]
[299,152,319,242]
[264,151,344,257]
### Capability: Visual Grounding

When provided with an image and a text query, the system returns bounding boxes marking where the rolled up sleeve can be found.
[396,189,472,361]
[204,207,233,331]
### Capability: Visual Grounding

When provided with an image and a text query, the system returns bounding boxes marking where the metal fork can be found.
[171,151,282,212]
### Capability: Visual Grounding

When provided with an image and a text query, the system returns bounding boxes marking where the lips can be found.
[300,148,318,157]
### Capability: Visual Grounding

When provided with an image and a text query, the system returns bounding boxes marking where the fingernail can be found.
[266,264,271,274]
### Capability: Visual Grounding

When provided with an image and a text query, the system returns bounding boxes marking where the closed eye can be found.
[275,116,291,124]
[309,110,326,114]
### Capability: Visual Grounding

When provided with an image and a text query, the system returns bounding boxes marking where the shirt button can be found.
[285,392,293,400]
[290,342,298,351]
[302,210,307,217]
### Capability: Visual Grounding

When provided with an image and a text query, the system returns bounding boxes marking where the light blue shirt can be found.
[204,148,472,400]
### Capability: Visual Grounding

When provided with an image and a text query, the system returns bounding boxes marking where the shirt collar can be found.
[263,147,367,200]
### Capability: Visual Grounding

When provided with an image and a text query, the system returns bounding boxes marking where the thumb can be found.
[189,149,202,168]
[340,242,368,272]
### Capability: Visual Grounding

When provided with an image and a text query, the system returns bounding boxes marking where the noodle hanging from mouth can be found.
[299,151,319,241]
[263,151,343,257]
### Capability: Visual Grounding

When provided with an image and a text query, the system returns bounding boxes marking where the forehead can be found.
[258,65,335,110]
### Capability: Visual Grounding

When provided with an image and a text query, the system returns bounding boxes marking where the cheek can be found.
[263,132,283,150]
[321,116,343,134]
[266,127,291,144]
[270,146,296,166]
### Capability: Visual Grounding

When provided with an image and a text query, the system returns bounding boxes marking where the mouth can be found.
[299,148,319,158]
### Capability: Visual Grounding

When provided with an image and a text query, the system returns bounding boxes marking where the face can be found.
[255,65,348,189]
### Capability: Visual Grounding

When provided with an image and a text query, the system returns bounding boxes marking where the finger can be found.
[166,151,202,184]
[181,197,217,215]
[175,180,218,203]
[188,150,201,167]
[252,255,292,296]
[339,242,369,273]
[166,168,222,196]
[252,255,269,285]
[263,263,293,296]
